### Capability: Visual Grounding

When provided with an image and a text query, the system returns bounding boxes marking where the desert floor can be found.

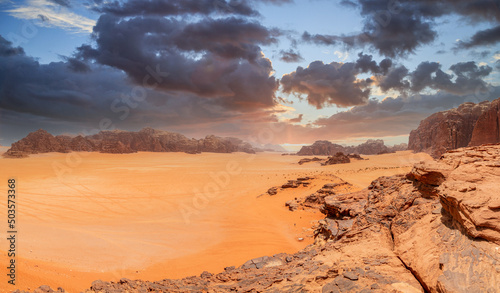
[0,149,432,292]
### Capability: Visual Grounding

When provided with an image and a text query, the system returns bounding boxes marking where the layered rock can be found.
[469,98,500,146]
[297,139,406,156]
[319,144,500,292]
[6,129,69,155]
[409,98,499,158]
[3,128,256,157]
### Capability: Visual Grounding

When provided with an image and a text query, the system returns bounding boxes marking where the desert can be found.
[1,0,500,291]
[0,148,428,292]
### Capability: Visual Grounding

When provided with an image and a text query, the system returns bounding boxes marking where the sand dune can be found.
[0,150,432,292]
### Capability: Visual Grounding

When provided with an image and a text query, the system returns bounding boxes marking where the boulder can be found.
[322,152,350,165]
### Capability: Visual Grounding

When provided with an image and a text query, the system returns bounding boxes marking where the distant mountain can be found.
[250,142,288,152]
[408,98,499,158]
[3,128,256,158]
[297,139,407,156]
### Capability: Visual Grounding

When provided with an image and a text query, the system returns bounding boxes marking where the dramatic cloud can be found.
[0,36,25,56]
[91,0,295,17]
[455,25,500,49]
[279,50,303,63]
[6,0,96,33]
[92,0,258,17]
[355,53,392,75]
[281,60,371,108]
[377,65,410,93]
[303,16,436,58]
[281,51,495,110]
[76,15,280,111]
[303,0,500,57]
[375,60,493,96]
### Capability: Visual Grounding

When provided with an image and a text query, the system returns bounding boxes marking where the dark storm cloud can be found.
[455,25,500,49]
[92,0,258,16]
[279,50,303,63]
[60,56,92,73]
[0,33,285,144]
[0,36,25,56]
[355,53,392,75]
[76,15,280,110]
[303,15,437,58]
[91,0,294,17]
[376,60,493,96]
[409,61,441,92]
[412,61,493,95]
[378,65,410,93]
[281,60,370,108]
[0,36,129,125]
[305,0,500,57]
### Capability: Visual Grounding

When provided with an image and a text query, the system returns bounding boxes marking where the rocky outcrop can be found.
[352,139,389,155]
[297,140,345,156]
[390,143,409,152]
[319,144,500,292]
[435,145,500,244]
[298,157,323,165]
[322,152,351,165]
[469,98,500,146]
[3,128,257,157]
[297,139,406,156]
[4,129,68,157]
[409,98,499,158]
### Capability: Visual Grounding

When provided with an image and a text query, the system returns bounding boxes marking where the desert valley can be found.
[0,97,499,292]
[1,0,500,292]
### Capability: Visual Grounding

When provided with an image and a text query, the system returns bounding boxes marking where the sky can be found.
[0,0,499,149]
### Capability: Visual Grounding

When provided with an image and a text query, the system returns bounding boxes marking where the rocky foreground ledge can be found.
[18,144,500,293]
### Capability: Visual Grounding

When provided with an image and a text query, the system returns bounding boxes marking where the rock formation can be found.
[297,139,407,156]
[469,98,500,146]
[15,144,500,293]
[322,152,351,165]
[409,98,500,158]
[298,157,323,165]
[318,144,500,292]
[3,128,256,157]
[297,140,345,156]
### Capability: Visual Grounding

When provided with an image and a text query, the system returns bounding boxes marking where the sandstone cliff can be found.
[409,98,500,158]
[3,128,256,157]
[297,139,407,156]
[469,98,500,146]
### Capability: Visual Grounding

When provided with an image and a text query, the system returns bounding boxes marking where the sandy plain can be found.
[0,149,432,292]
